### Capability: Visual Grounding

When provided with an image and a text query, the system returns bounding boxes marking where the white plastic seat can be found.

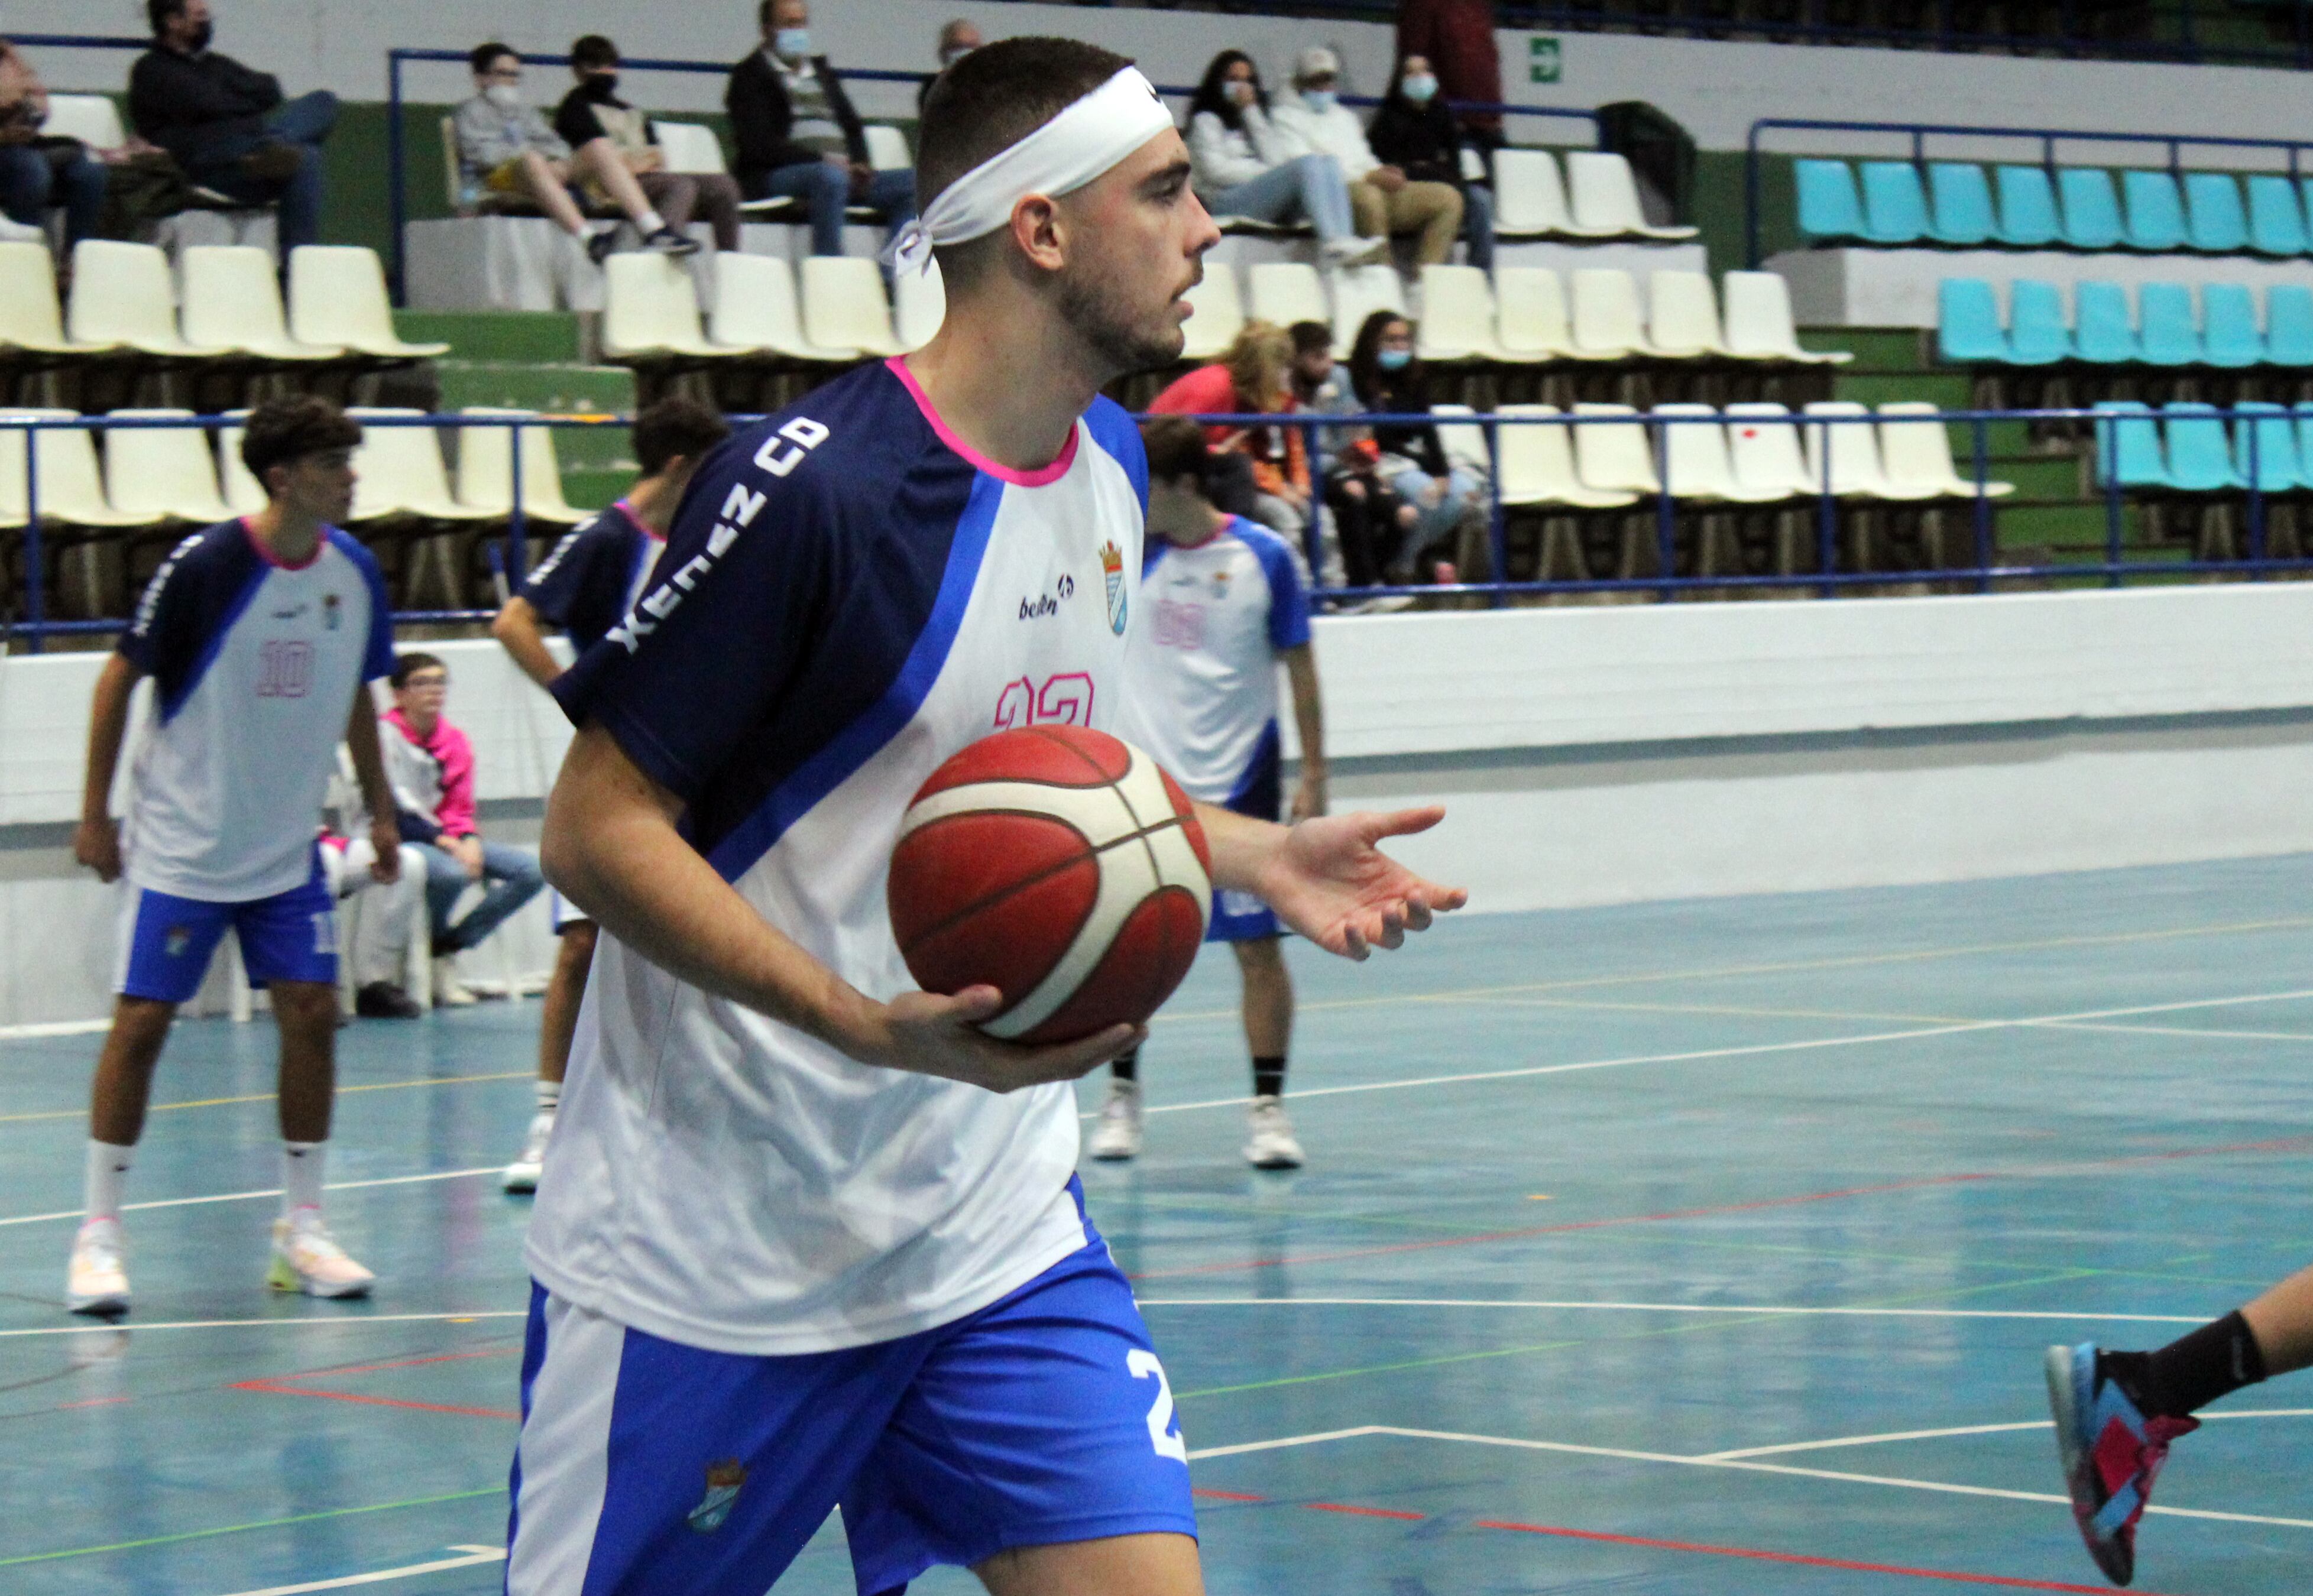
[1180,261,1245,362]
[1568,268,1659,359]
[708,251,854,360]
[893,258,947,352]
[104,409,233,523]
[1722,271,1850,365]
[1566,150,1698,240]
[1647,271,1736,360]
[1723,403,1822,498]
[1654,403,1789,502]
[180,245,342,361]
[68,240,228,358]
[1491,148,1601,238]
[1878,401,2015,498]
[1328,263,1407,358]
[288,246,449,358]
[1495,403,1637,508]
[346,407,491,522]
[1570,403,1662,495]
[216,411,265,514]
[41,94,125,150]
[1245,261,1330,336]
[1494,266,1579,361]
[651,122,730,177]
[602,252,734,361]
[0,241,113,355]
[1413,265,1502,362]
[0,409,158,528]
[1459,146,1489,186]
[1800,401,1926,500]
[1426,403,1495,478]
[801,255,905,359]
[864,124,912,172]
[453,408,589,527]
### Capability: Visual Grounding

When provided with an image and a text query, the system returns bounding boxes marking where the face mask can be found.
[485,83,523,111]
[187,20,214,51]
[940,44,973,67]
[776,28,811,59]
[1302,88,1337,114]
[1402,73,1437,104]
[584,72,619,99]
[1376,347,1412,371]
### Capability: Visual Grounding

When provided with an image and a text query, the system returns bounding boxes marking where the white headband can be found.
[887,66,1176,275]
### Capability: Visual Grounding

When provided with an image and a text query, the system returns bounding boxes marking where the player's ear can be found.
[1009,194,1067,274]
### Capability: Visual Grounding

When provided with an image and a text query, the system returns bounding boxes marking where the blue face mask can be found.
[775,28,811,59]
[1402,73,1437,105]
[1376,347,1412,371]
[1302,88,1337,114]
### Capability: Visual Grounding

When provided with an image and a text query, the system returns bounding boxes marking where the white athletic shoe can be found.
[1244,1095,1305,1170]
[1088,1080,1144,1161]
[503,1111,554,1193]
[267,1209,375,1298]
[1321,234,1391,268]
[432,956,476,1006]
[66,1218,130,1316]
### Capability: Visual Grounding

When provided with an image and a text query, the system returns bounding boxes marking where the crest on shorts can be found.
[687,1459,746,1533]
[1099,540,1126,634]
[164,924,192,959]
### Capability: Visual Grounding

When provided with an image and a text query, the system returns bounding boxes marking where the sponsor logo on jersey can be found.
[271,602,309,621]
[1100,541,1126,634]
[1018,572,1076,621]
[688,1459,747,1533]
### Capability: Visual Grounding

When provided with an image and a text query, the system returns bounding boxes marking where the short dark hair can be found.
[390,653,446,689]
[1139,416,1211,492]
[469,42,517,76]
[241,396,362,490]
[633,397,731,478]
[147,0,187,36]
[1287,320,1332,357]
[570,34,618,72]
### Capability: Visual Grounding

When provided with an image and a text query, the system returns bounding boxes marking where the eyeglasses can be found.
[403,675,449,690]
[485,67,522,82]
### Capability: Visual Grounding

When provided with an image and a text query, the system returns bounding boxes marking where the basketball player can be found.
[488,397,729,1192]
[1095,416,1324,1169]
[507,37,1464,1596]
[2046,1262,2313,1585]
[67,395,401,1315]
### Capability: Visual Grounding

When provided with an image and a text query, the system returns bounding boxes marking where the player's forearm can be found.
[1285,648,1325,776]
[492,599,565,690]
[1195,801,1290,896]
[80,656,138,822]
[342,688,396,824]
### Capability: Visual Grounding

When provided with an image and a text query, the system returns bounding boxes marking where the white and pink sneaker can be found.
[267,1208,375,1299]
[66,1218,130,1316]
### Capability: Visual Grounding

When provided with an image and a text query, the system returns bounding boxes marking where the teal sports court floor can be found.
[3,855,2310,1595]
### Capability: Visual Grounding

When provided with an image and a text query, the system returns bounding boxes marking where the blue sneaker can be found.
[2044,1342,2198,1587]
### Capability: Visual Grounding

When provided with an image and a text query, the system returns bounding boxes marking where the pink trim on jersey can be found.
[885,356,1080,487]
[609,498,665,544]
[238,514,326,572]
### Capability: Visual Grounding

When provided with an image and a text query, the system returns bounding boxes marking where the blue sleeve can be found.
[116,530,210,683]
[348,538,396,682]
[1249,527,1311,651]
[520,523,610,630]
[1084,394,1150,517]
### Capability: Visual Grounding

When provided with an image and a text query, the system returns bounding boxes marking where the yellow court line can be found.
[0,1070,531,1125]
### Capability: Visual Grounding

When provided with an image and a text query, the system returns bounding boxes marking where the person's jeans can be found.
[418,839,545,956]
[0,141,106,248]
[1387,465,1485,571]
[750,159,917,256]
[1203,153,1355,244]
[186,89,338,253]
[1462,181,1495,271]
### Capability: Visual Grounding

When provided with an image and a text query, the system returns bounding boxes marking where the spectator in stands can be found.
[381,653,545,1001]
[0,38,107,251]
[1397,0,1502,151]
[1288,319,1410,593]
[130,0,338,256]
[320,826,428,1020]
[1150,320,1313,553]
[725,0,918,258]
[1185,49,1382,268]
[555,35,739,257]
[919,18,982,112]
[455,44,679,268]
[1367,53,1492,271]
[1347,309,1485,585]
[1272,46,1463,269]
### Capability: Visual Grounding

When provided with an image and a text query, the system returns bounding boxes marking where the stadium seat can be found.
[2091,401,2169,489]
[707,251,854,361]
[602,252,736,362]
[2182,173,2249,254]
[1721,271,1849,364]
[1427,403,1495,476]
[1246,262,1330,336]
[216,411,264,514]
[1878,402,2014,498]
[1938,278,2010,365]
[652,122,730,177]
[1494,266,1580,361]
[346,408,492,523]
[67,240,226,359]
[1857,161,1932,246]
[2230,401,2305,492]
[1491,148,1592,239]
[287,246,449,359]
[1802,400,1932,499]
[2246,175,2309,256]
[2200,284,2266,369]
[2120,169,2189,252]
[103,409,232,523]
[2267,285,2313,365]
[2160,402,2247,491]
[863,124,912,172]
[0,410,158,528]
[179,246,342,361]
[1647,271,1735,359]
[892,259,945,353]
[801,256,905,359]
[1794,159,1865,244]
[1570,403,1663,495]
[1329,264,1407,359]
[453,409,589,527]
[1495,402,1637,507]
[1564,151,1696,239]
[1926,163,1998,247]
[1178,261,1243,363]
[1655,403,1789,501]
[1414,265,1502,362]
[2006,279,2074,365]
[2072,280,2142,364]
[1992,166,2064,248]
[0,241,114,357]
[2135,281,2202,366]
[1724,403,1823,498]
[2058,168,2126,251]
[38,93,124,149]
[1568,268,1657,359]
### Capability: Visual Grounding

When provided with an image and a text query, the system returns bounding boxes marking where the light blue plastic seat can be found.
[1927,163,1997,246]
[2231,401,2304,492]
[2121,170,2190,252]
[1796,160,1865,242]
[2092,401,2168,488]
[2160,403,2247,492]
[2268,285,2313,364]
[2246,176,2309,256]
[1858,161,1932,245]
[2293,403,2313,482]
[2200,283,2264,369]
[1994,166,2064,247]
[1938,278,2010,364]
[2182,173,2249,253]
[2136,283,2202,366]
[2006,280,2073,365]
[2073,281,2141,364]
[2059,168,2127,251]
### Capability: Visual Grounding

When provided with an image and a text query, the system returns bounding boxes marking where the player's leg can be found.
[975,1533,1203,1596]
[1088,1041,1144,1162]
[506,915,596,1193]
[1233,933,1300,1169]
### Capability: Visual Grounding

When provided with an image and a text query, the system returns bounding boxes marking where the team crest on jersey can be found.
[322,593,342,630]
[1099,541,1126,634]
[1211,569,1230,599]
[687,1459,747,1533]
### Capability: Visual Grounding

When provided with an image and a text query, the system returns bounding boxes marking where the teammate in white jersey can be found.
[510,40,1463,1595]
[1099,416,1326,1169]
[488,397,730,1193]
[66,397,402,1315]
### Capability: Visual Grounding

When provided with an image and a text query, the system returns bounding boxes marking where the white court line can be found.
[2033,1021,2313,1044]
[0,1309,528,1338]
[215,1545,503,1596]
[0,1167,498,1229]
[1702,1409,2313,1461]
[0,1018,110,1042]
[1136,1296,2211,1323]
[1187,1426,1384,1461]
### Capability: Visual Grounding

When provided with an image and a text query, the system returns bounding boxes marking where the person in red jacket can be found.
[1397,0,1503,148]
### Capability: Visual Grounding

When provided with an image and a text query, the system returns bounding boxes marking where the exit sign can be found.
[1528,36,1562,83]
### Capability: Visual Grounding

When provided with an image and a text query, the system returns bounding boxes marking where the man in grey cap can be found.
[1271,44,1463,265]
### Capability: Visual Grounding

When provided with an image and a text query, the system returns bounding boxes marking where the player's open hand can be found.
[855,986,1143,1094]
[75,815,122,883]
[1253,806,1467,959]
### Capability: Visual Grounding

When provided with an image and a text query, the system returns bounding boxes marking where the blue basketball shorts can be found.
[114,852,337,1003]
[503,1192,1198,1595]
[1208,725,1282,943]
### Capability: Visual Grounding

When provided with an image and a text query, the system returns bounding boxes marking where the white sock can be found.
[85,1139,134,1225]
[536,1079,561,1114]
[639,208,668,235]
[281,1141,326,1215]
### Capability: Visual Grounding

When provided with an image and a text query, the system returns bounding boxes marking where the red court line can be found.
[229,1377,519,1421]
[268,1347,517,1382]
[1308,1501,1426,1520]
[57,1396,128,1409]
[1191,1488,1266,1503]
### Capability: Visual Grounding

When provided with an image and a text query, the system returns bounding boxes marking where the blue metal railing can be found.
[1745,115,2313,267]
[8,404,2310,654]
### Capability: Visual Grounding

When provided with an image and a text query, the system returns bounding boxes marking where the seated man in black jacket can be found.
[724,0,914,258]
[128,0,336,255]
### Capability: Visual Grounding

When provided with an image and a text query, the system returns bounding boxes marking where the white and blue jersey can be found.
[519,499,666,656]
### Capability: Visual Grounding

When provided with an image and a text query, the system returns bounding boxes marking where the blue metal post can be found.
[21,421,42,653]
[2248,410,2266,579]
[2101,414,2125,587]
[506,420,529,589]
[1654,418,1676,602]
[1971,416,1992,591]
[387,51,407,307]
[1816,415,1838,597]
[1486,414,1507,605]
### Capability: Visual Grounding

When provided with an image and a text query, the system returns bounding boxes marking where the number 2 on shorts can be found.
[1127,1348,1188,1462]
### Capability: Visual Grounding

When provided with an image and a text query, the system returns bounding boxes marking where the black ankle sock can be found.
[1111,1048,1139,1084]
[1252,1056,1285,1099]
[2104,1310,2267,1419]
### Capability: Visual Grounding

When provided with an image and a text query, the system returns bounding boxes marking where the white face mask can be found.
[1227,79,1255,108]
[1302,87,1337,114]
[484,83,523,111]
[1402,73,1437,104]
